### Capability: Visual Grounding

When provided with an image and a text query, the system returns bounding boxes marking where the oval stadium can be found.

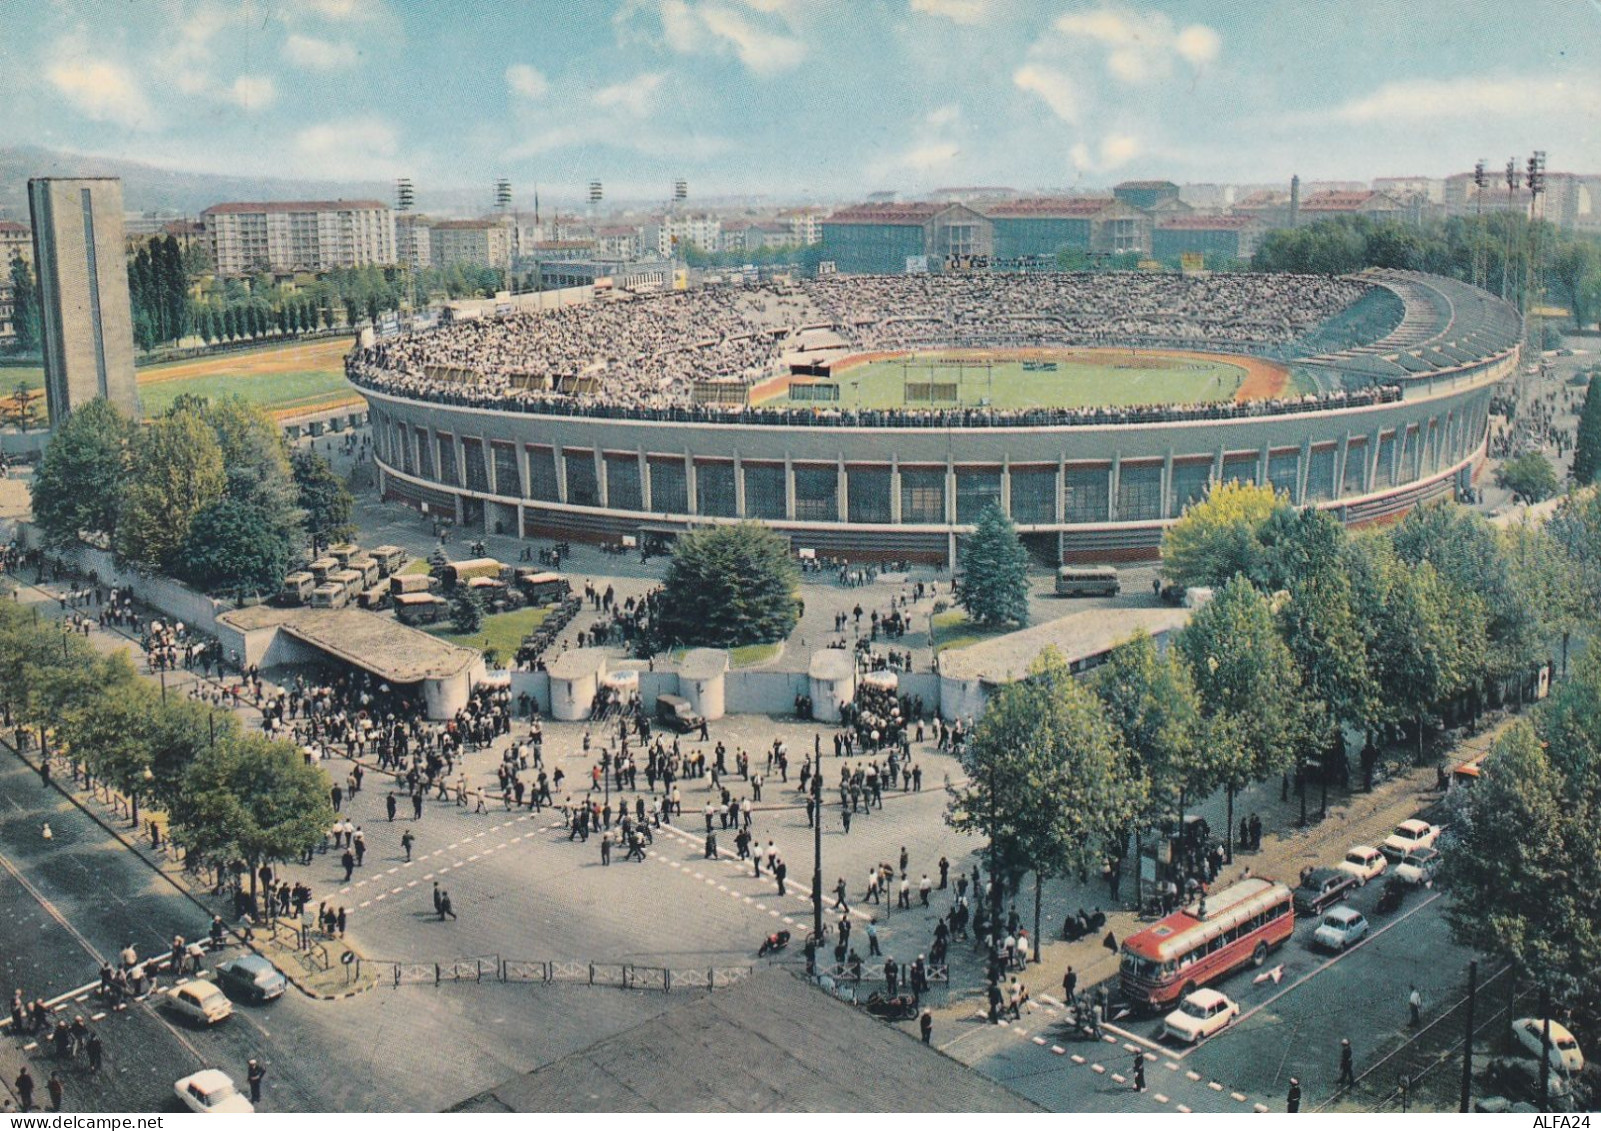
[347,269,1520,564]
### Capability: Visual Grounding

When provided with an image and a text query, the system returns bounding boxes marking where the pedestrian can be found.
[1063,965,1077,1001]
[401,829,414,861]
[47,1070,64,1112]
[440,890,457,920]
[1287,1077,1301,1113]
[386,793,397,822]
[431,882,442,916]
[1338,1038,1355,1088]
[86,1031,103,1072]
[14,1066,34,1111]
[340,847,354,881]
[834,877,849,911]
[919,873,931,906]
[920,1008,933,1044]
[775,857,787,896]
[866,919,881,956]
[247,1059,266,1103]
[1132,1050,1146,1092]
[600,831,612,866]
[1408,984,1421,1026]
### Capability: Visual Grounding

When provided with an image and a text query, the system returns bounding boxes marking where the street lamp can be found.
[811,750,823,949]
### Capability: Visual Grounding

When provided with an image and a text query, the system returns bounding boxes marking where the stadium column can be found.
[1056,453,1067,524]
[733,450,745,518]
[889,454,901,524]
[1000,456,1011,519]
[1161,449,1174,519]
[1366,428,1384,493]
[1256,444,1269,489]
[944,456,956,526]
[784,453,796,521]
[594,447,608,509]
[455,434,468,492]
[554,446,569,505]
[1107,453,1121,523]
[684,451,698,516]
[1212,446,1225,486]
[485,440,499,497]
[638,448,652,512]
[1297,437,1313,505]
[836,455,847,523]
[1333,433,1350,502]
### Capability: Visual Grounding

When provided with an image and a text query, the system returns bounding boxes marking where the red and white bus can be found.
[1120,877,1295,1010]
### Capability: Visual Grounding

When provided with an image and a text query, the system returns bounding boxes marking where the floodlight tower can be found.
[1501,158,1520,304]
[1471,159,1487,291]
[396,177,416,314]
[1524,151,1547,377]
[495,177,514,295]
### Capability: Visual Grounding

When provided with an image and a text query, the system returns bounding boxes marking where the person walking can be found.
[1063,965,1077,1002]
[1338,1038,1355,1089]
[386,793,397,822]
[1287,1077,1301,1113]
[866,920,881,956]
[774,857,787,897]
[920,1008,933,1044]
[1408,984,1422,1026]
[439,890,457,920]
[14,1066,34,1111]
[431,882,443,917]
[600,830,612,866]
[401,829,414,862]
[86,1031,103,1072]
[47,1070,64,1112]
[340,847,354,882]
[1132,1050,1146,1092]
[247,1059,266,1104]
[833,877,849,911]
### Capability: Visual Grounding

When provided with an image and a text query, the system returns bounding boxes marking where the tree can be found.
[1494,452,1560,504]
[1574,378,1601,488]
[956,502,1030,628]
[175,497,296,597]
[1160,480,1292,591]
[949,647,1143,955]
[1501,518,1582,677]
[6,381,41,430]
[196,396,302,540]
[1177,575,1306,861]
[114,411,227,573]
[654,523,800,648]
[58,674,162,823]
[292,447,355,550]
[9,254,41,354]
[450,585,485,635]
[29,397,134,548]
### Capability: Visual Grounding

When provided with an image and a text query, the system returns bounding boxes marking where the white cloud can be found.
[1070,132,1142,173]
[909,0,994,24]
[698,5,806,72]
[900,142,959,171]
[292,0,382,21]
[636,0,806,74]
[1050,7,1220,85]
[225,75,277,111]
[292,115,401,178]
[1013,63,1079,124]
[593,72,665,116]
[506,63,549,100]
[284,33,358,70]
[1328,73,1600,124]
[47,50,156,129]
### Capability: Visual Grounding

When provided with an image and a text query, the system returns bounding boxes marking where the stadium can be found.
[349,269,1520,564]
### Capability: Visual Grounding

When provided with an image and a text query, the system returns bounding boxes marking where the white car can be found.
[1512,1018,1586,1075]
[1163,988,1240,1044]
[1336,845,1387,886]
[1381,819,1441,862]
[163,979,233,1026]
[175,1069,255,1114]
[1393,846,1441,887]
[1311,906,1369,951]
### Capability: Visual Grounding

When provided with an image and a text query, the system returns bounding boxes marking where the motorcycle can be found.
[758,929,791,957]
[864,992,919,1021]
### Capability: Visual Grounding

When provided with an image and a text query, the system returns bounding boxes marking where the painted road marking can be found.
[1254,1104,1270,1113]
[1231,1092,1247,1102]
[1153,1094,1169,1104]
[1208,1081,1223,1091]
[1091,1064,1105,1074]
[1051,1046,1065,1055]
[1070,1054,1085,1065]
[1176,1105,1192,1114]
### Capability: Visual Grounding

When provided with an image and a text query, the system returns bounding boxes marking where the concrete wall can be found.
[28,528,228,636]
[726,669,809,716]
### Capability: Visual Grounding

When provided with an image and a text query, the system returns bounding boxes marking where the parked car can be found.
[174,1069,254,1114]
[1336,845,1388,886]
[1393,846,1442,887]
[1381,818,1441,862]
[215,955,287,1004]
[162,979,233,1025]
[1163,988,1240,1044]
[1311,906,1370,951]
[656,694,704,735]
[1513,1018,1586,1075]
[1293,867,1357,916]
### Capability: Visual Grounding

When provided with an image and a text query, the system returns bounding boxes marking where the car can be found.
[1163,988,1240,1044]
[1381,819,1441,862]
[174,1069,254,1114]
[215,955,287,1004]
[1336,845,1388,886]
[1512,1018,1586,1075]
[1485,1055,1574,1102]
[655,694,703,735]
[1311,905,1370,951]
[1393,846,1442,887]
[1293,867,1357,916]
[163,979,233,1025]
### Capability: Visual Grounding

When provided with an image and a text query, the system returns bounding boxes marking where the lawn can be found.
[930,609,1012,654]
[137,369,357,417]
[428,604,552,659]
[399,558,433,576]
[765,348,1251,411]
[669,641,783,667]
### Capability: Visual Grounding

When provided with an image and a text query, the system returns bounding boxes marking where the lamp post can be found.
[811,749,823,947]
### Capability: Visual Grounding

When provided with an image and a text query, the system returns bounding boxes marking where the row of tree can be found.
[0,604,331,888]
[127,235,193,351]
[31,395,354,597]
[951,481,1601,950]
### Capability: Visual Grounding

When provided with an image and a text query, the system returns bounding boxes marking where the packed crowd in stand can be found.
[346,272,1409,428]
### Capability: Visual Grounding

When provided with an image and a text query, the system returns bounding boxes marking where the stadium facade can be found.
[357,271,1517,565]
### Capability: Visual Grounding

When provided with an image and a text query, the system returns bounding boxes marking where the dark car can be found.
[1293,867,1357,916]
[215,955,288,1003]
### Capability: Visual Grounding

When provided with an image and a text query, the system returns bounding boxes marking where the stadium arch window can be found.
[847,468,892,524]
[1425,420,1441,474]
[415,428,435,481]
[463,438,489,493]
[397,424,415,476]
[605,454,642,513]
[1063,467,1110,524]
[696,462,737,518]
[1267,451,1299,500]
[565,451,599,508]
[491,442,521,498]
[1342,439,1367,497]
[1401,425,1422,483]
[955,470,1002,525]
[793,466,838,522]
[900,468,945,525]
[1304,446,1337,503]
[527,446,559,502]
[1168,460,1212,518]
[1220,452,1259,488]
[1009,468,1057,525]
[1117,463,1163,523]
[744,464,786,520]
[436,433,459,486]
[649,458,689,515]
[1375,432,1396,489]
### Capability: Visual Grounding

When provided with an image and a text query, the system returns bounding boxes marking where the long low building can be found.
[354,270,1516,565]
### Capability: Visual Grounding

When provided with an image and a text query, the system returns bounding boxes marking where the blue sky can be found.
[2,0,1598,205]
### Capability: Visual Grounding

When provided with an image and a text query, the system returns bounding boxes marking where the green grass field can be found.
[136,370,354,417]
[429,605,552,660]
[766,349,1247,411]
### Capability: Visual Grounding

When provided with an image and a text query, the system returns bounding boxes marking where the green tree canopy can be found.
[450,585,485,635]
[956,502,1031,628]
[114,411,227,573]
[1092,629,1207,830]
[1160,480,1293,591]
[292,446,356,549]
[175,497,296,597]
[30,397,135,548]
[654,522,800,648]
[1574,378,1601,488]
[9,253,41,354]
[1494,451,1560,504]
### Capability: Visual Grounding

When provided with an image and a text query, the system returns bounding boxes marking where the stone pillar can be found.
[1161,449,1174,519]
[784,452,796,521]
[890,453,902,525]
[1297,438,1312,505]
[684,451,697,515]
[1108,454,1121,522]
[554,447,569,504]
[1000,456,1012,520]
[594,447,607,508]
[837,454,848,523]
[639,448,652,512]
[518,443,531,501]
[733,449,745,518]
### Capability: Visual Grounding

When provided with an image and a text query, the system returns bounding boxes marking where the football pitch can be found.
[762,348,1272,411]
